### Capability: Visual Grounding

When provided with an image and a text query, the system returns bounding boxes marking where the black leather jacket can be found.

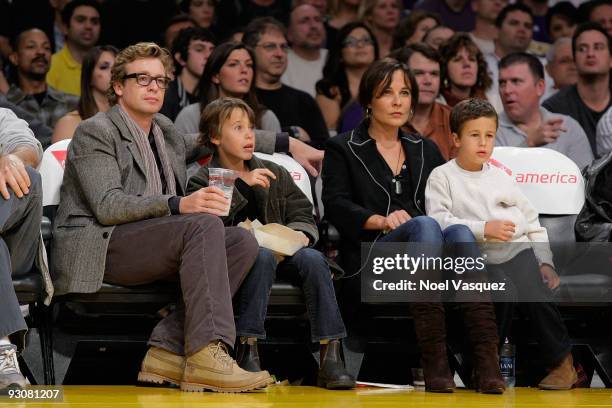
[576,151,612,242]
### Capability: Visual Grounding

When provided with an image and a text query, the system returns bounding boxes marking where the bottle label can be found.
[500,356,515,376]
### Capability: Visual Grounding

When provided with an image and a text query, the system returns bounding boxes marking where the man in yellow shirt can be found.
[46,0,101,96]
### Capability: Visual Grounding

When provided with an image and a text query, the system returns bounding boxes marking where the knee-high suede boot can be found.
[462,302,505,394]
[410,302,455,393]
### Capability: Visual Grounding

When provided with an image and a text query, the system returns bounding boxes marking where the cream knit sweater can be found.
[425,159,554,266]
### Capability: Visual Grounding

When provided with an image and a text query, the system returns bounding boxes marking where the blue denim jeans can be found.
[236,247,347,342]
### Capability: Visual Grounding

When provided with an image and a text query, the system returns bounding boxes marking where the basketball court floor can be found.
[5,385,612,408]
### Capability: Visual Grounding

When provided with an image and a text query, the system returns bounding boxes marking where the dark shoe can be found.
[410,303,455,393]
[317,340,355,390]
[236,341,262,373]
[539,353,577,390]
[462,303,505,394]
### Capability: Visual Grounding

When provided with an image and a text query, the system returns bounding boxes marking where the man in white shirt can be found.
[281,4,327,98]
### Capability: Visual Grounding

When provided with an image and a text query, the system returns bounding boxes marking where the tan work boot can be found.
[181,341,274,393]
[137,347,185,387]
[539,353,578,390]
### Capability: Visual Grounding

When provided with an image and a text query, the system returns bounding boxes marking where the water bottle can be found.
[500,338,515,387]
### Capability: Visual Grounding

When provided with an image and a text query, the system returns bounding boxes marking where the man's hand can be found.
[239,168,276,188]
[288,137,323,177]
[179,186,229,216]
[540,264,560,290]
[526,118,566,147]
[484,220,515,241]
[383,210,412,231]
[0,154,30,199]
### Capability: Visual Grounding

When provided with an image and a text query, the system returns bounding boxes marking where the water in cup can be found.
[208,168,237,216]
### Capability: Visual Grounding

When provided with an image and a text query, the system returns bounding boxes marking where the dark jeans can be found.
[489,249,572,367]
[103,214,259,356]
[236,247,347,342]
[0,167,42,350]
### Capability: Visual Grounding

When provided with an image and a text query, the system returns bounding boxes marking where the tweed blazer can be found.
[51,105,193,295]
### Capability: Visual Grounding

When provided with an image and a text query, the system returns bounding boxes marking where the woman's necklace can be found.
[392,142,404,195]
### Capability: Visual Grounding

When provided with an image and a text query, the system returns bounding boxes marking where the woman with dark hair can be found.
[392,9,441,50]
[358,0,402,57]
[322,58,504,394]
[316,22,378,132]
[438,33,491,108]
[175,41,281,135]
[52,45,118,142]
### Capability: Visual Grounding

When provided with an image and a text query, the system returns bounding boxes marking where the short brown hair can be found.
[359,58,419,119]
[450,98,498,135]
[198,97,256,150]
[107,42,174,105]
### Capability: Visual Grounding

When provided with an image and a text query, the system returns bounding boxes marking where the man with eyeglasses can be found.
[282,4,327,98]
[52,42,274,393]
[543,22,612,157]
[161,26,216,121]
[243,17,329,149]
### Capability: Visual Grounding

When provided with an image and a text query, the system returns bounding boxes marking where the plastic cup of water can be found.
[208,168,237,216]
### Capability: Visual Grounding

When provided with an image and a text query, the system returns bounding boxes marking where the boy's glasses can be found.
[123,73,171,89]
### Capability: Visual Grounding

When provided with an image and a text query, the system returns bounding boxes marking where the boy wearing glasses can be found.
[52,42,274,393]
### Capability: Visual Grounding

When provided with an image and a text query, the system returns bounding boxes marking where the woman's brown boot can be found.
[410,302,455,393]
[462,302,505,394]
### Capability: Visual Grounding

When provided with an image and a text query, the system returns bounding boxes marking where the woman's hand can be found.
[384,210,412,231]
[239,168,276,188]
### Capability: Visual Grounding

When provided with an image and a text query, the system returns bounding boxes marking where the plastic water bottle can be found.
[500,338,515,387]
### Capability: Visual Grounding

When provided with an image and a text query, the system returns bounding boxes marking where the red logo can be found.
[52,150,67,169]
[291,171,302,181]
[488,158,512,176]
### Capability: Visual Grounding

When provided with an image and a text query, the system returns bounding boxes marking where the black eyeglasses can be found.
[123,73,171,89]
[342,37,375,48]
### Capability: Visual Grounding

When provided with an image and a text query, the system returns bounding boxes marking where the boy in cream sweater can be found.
[425,98,577,390]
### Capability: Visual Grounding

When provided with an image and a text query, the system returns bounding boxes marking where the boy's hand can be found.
[540,264,560,290]
[383,210,412,231]
[180,186,229,216]
[484,220,515,241]
[239,168,276,188]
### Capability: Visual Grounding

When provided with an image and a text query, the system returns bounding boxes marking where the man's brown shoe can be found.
[137,347,185,387]
[181,341,274,393]
[539,353,577,390]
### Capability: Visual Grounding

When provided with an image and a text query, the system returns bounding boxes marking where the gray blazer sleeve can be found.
[0,108,43,161]
[68,119,172,226]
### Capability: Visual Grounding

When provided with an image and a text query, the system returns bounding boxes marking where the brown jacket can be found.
[405,102,454,160]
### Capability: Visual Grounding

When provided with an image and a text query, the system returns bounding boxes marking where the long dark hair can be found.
[195,41,264,127]
[439,33,492,95]
[316,22,379,109]
[78,45,118,120]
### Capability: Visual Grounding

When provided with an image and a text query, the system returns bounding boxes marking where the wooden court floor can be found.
[5,386,612,408]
